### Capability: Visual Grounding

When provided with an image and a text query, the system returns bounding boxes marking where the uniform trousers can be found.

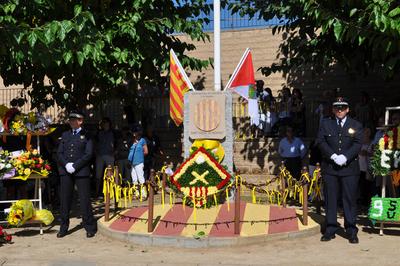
[323,174,359,237]
[283,157,302,180]
[60,174,96,234]
[116,159,131,183]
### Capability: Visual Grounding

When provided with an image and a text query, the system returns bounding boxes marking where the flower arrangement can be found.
[7,199,34,226]
[7,199,54,226]
[10,150,51,180]
[169,147,232,208]
[371,125,400,177]
[0,150,16,180]
[0,225,12,245]
[0,105,52,135]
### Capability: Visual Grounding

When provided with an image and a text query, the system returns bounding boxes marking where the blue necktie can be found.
[338,119,342,128]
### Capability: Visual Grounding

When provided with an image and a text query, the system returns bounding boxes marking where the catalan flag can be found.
[169,49,194,126]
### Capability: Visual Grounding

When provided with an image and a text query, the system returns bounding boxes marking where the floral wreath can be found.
[169,146,232,207]
[371,125,400,181]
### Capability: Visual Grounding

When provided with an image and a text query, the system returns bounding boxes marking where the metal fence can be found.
[0,88,320,137]
[200,1,284,31]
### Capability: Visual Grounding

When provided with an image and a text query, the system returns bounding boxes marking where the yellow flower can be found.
[24,168,31,176]
[32,149,38,156]
[379,138,385,151]
[41,169,49,176]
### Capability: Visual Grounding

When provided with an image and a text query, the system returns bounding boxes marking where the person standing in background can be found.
[95,117,115,197]
[128,126,148,198]
[278,125,307,180]
[144,126,163,181]
[358,127,374,207]
[56,111,96,238]
[115,127,132,183]
[317,97,362,244]
[291,88,306,136]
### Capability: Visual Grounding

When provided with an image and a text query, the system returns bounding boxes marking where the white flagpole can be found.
[214,0,221,91]
[170,49,195,91]
[223,48,251,91]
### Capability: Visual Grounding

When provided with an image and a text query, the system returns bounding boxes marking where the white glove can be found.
[330,153,338,161]
[335,154,347,166]
[65,162,76,174]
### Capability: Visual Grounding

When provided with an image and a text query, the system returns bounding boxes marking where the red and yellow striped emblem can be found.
[170,53,190,126]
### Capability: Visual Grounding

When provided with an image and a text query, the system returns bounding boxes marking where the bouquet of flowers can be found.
[0,105,52,134]
[7,199,54,226]
[0,225,12,245]
[0,150,16,180]
[7,199,34,226]
[10,150,51,180]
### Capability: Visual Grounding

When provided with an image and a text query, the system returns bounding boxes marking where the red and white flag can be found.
[225,48,259,125]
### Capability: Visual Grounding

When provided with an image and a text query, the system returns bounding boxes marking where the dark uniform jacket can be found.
[317,116,362,176]
[57,129,93,176]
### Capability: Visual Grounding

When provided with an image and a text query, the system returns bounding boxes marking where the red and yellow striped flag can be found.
[169,50,192,126]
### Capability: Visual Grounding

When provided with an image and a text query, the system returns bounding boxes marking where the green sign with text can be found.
[369,197,400,222]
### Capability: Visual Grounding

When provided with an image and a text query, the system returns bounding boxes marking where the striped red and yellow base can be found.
[100,202,317,237]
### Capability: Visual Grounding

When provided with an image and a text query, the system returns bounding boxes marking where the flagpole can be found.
[214,0,221,91]
[224,48,251,90]
[170,49,195,91]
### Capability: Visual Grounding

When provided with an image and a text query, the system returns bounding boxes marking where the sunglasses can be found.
[333,106,348,111]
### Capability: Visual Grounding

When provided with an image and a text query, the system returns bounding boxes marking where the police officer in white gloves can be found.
[56,111,96,238]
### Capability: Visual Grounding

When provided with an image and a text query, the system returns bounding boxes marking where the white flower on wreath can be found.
[195,155,206,164]
[0,163,4,170]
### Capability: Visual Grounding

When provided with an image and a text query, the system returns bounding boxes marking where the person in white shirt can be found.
[278,125,307,180]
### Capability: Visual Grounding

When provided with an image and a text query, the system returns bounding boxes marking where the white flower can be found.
[195,155,206,164]
[0,163,4,170]
[5,163,11,169]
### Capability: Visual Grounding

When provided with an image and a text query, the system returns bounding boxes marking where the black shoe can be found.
[320,234,336,242]
[348,235,359,244]
[57,231,68,238]
[86,232,96,238]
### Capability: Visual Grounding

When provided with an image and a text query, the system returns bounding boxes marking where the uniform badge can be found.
[348,128,355,134]
[80,135,85,139]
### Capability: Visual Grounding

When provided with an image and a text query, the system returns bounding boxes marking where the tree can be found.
[227,0,400,79]
[0,0,211,110]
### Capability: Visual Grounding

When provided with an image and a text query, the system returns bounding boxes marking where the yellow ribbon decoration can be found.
[193,199,197,223]
[213,194,218,206]
[252,187,256,204]
[190,139,225,163]
[161,188,165,209]
[226,188,230,212]
[123,187,128,208]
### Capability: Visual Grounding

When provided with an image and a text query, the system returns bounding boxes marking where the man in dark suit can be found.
[56,111,96,238]
[317,97,362,244]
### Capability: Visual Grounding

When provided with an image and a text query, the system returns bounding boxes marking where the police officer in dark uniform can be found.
[56,111,96,238]
[317,97,362,244]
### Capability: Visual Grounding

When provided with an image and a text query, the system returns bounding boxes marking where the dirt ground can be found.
[1,201,399,266]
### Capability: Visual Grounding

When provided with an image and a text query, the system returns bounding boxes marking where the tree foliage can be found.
[227,0,400,79]
[0,0,211,110]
